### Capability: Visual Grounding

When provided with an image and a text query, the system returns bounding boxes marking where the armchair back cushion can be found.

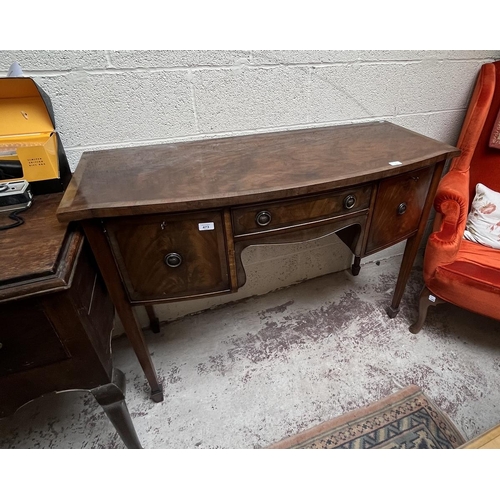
[469,63,500,202]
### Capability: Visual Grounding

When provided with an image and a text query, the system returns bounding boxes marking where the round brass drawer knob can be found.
[164,252,182,268]
[343,194,357,210]
[397,203,407,215]
[255,210,272,227]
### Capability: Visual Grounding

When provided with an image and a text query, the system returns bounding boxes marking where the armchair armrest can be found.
[432,169,470,242]
[423,169,470,280]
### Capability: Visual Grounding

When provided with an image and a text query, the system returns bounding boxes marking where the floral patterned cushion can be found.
[490,108,500,149]
[463,183,500,249]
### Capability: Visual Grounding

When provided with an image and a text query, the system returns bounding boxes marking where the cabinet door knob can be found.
[164,252,183,268]
[397,203,407,215]
[255,210,272,227]
[343,194,357,210]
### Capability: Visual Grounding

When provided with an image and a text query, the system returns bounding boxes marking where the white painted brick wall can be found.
[2,50,499,328]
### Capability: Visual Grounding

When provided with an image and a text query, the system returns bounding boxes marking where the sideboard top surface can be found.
[56,121,460,222]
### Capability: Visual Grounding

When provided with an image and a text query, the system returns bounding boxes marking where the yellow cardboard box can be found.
[0,77,71,195]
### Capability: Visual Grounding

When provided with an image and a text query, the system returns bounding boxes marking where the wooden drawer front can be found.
[0,300,68,376]
[232,185,372,236]
[106,211,230,301]
[366,166,434,254]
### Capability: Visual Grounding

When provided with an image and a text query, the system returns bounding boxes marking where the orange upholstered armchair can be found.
[410,61,500,333]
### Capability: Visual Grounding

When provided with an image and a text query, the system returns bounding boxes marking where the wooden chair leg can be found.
[409,286,445,334]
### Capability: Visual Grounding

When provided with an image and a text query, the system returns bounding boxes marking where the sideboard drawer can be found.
[365,166,434,254]
[232,185,372,237]
[105,211,230,302]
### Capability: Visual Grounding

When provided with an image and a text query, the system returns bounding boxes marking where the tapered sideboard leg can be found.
[83,220,164,402]
[351,256,361,276]
[91,369,142,449]
[387,234,420,318]
[387,160,447,319]
[144,305,161,333]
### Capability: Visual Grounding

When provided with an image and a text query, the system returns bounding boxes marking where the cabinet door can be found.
[105,211,230,302]
[365,166,433,254]
[0,300,69,376]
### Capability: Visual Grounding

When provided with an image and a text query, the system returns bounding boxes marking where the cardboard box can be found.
[0,77,71,195]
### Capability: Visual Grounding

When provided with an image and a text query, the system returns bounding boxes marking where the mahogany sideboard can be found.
[0,193,141,448]
[56,121,460,402]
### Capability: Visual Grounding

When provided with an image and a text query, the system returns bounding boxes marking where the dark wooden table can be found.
[56,121,460,402]
[0,193,142,448]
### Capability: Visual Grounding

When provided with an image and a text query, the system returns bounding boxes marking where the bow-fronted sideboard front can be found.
[57,121,460,402]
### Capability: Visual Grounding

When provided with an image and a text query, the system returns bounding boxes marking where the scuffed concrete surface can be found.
[2,254,500,449]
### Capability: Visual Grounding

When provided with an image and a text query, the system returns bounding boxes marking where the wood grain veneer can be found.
[56,122,459,221]
[55,121,461,402]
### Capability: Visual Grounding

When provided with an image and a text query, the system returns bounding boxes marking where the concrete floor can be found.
[1,253,500,449]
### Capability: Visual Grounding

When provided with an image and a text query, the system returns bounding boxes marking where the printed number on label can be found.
[199,222,215,231]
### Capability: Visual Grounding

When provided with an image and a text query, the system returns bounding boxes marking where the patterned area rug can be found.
[269,385,466,449]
